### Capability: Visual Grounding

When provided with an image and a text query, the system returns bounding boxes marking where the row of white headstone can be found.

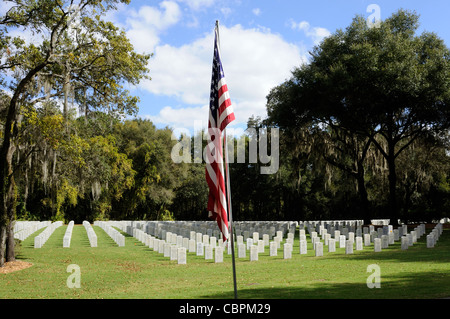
[34,221,63,248]
[63,221,74,248]
[83,221,98,247]
[126,225,189,264]
[14,221,51,241]
[93,221,125,247]
[427,223,443,248]
[303,222,438,255]
[99,220,298,264]
[25,219,444,255]
[114,220,357,263]
[127,220,444,262]
[149,220,303,244]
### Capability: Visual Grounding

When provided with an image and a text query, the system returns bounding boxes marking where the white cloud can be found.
[121,1,182,54]
[289,19,331,45]
[221,7,232,17]
[143,24,306,130]
[252,8,261,16]
[140,36,212,105]
[133,1,181,30]
[176,0,214,11]
[146,105,209,129]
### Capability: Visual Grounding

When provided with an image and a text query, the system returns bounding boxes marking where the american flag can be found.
[205,24,235,241]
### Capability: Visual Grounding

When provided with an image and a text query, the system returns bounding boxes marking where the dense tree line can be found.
[1,2,449,266]
[4,108,449,224]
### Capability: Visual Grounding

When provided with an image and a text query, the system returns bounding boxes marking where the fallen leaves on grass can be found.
[0,260,33,274]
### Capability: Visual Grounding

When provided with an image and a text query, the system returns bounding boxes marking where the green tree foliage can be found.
[111,119,186,220]
[0,0,149,265]
[266,10,450,225]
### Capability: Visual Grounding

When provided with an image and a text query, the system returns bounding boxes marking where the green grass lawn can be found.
[1,224,449,299]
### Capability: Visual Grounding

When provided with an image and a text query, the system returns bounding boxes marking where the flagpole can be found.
[216,20,238,300]
[223,128,238,300]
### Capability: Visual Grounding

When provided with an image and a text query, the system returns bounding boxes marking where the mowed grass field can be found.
[1,223,449,299]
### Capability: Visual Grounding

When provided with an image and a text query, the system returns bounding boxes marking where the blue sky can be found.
[4,0,450,134]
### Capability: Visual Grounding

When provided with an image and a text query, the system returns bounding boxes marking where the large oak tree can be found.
[0,0,149,266]
[267,10,450,225]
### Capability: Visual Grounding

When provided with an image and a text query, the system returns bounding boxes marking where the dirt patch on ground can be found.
[0,260,33,274]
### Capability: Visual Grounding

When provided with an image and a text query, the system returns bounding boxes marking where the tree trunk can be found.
[387,144,399,226]
[4,142,17,263]
[63,60,71,120]
[0,60,48,267]
[0,130,15,267]
[0,218,6,267]
[5,220,16,262]
[356,163,371,225]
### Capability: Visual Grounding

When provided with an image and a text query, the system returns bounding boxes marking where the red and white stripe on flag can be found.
[205,24,235,241]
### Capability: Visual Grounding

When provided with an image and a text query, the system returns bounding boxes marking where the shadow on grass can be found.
[337,230,450,264]
[200,269,450,299]
[199,230,450,299]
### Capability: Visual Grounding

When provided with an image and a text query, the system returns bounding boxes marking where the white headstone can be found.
[401,236,408,250]
[374,238,381,252]
[287,233,294,241]
[34,236,42,249]
[250,245,258,261]
[159,240,165,253]
[402,225,408,235]
[275,236,282,248]
[196,242,204,256]
[411,231,417,243]
[203,234,209,245]
[324,233,330,246]
[299,239,307,254]
[210,236,217,247]
[269,241,277,256]
[345,240,353,254]
[388,233,394,245]
[407,233,413,246]
[189,239,196,253]
[328,238,336,252]
[283,243,292,259]
[381,235,389,249]
[176,235,183,247]
[315,242,323,257]
[348,232,355,243]
[177,247,186,264]
[393,229,399,241]
[164,243,171,257]
[215,246,223,263]
[276,230,283,239]
[364,233,371,246]
[246,238,254,250]
[426,234,434,248]
[355,236,363,250]
[182,237,189,249]
[170,245,178,261]
[339,235,346,248]
[263,234,269,246]
[257,240,265,253]
[238,243,246,258]
[204,245,213,260]
[334,230,340,239]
